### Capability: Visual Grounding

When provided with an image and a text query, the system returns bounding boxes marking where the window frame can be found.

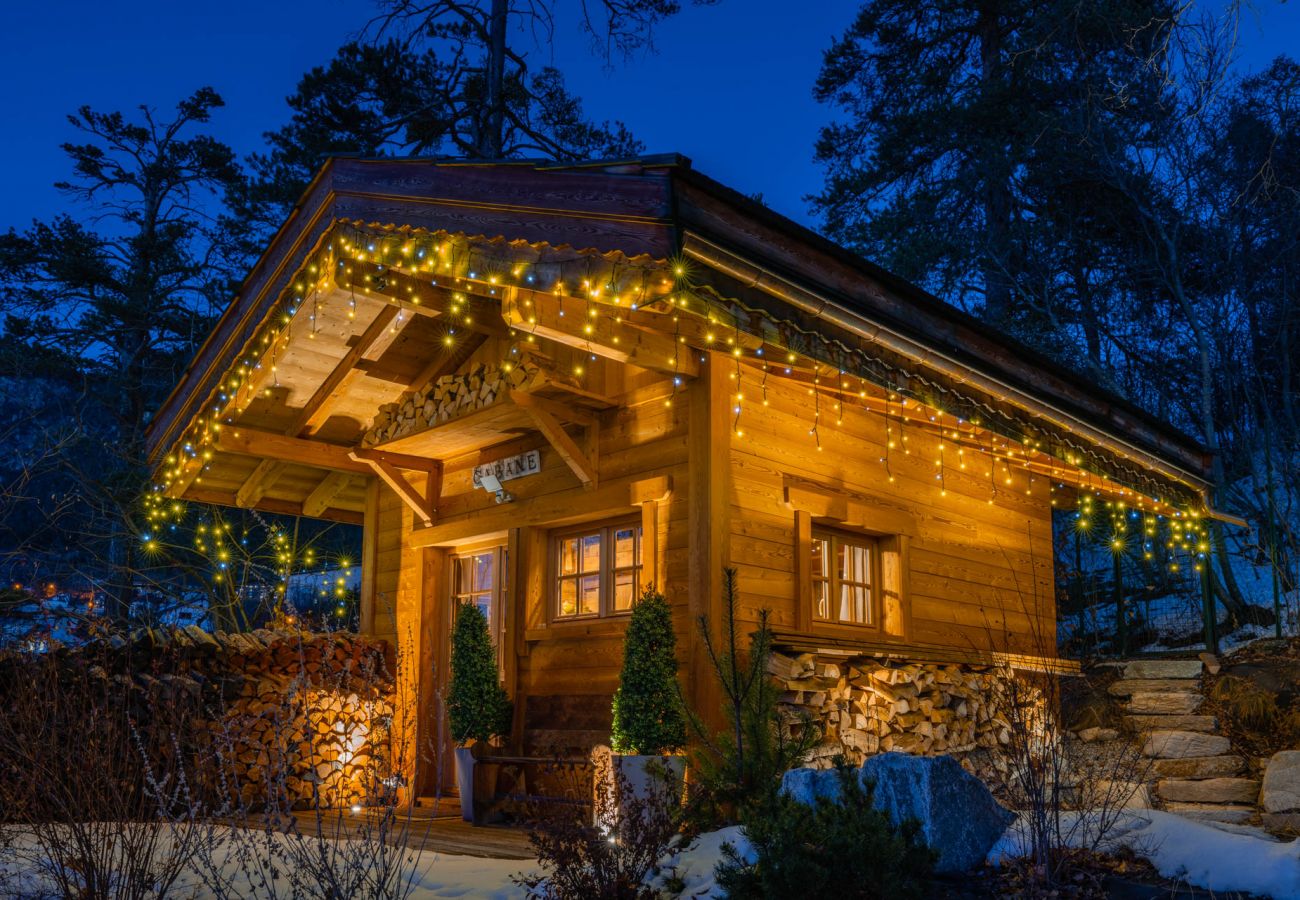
[810,526,881,630]
[550,516,644,621]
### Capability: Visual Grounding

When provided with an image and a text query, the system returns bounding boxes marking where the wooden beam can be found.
[350,446,442,474]
[214,426,372,474]
[297,305,399,435]
[512,391,597,486]
[336,261,512,338]
[502,287,699,378]
[349,450,440,526]
[182,487,364,526]
[408,475,671,549]
[303,471,356,518]
[235,459,287,508]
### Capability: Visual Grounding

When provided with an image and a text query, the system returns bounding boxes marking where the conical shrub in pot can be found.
[610,588,686,809]
[448,600,511,821]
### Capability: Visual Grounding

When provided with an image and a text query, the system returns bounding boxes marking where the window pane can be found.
[560,537,578,576]
[581,533,602,572]
[614,527,639,568]
[811,536,828,578]
[613,570,637,611]
[839,582,870,624]
[838,541,871,585]
[472,552,495,592]
[580,574,601,615]
[558,578,578,617]
[814,578,829,619]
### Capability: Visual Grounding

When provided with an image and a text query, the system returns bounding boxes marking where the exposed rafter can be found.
[302,472,356,518]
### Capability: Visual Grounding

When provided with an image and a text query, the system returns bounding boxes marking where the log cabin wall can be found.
[727,360,1057,659]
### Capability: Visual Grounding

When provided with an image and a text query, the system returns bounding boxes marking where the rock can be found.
[1086,779,1150,810]
[860,753,1014,874]
[1155,777,1261,804]
[781,754,1014,873]
[1126,691,1201,715]
[1152,755,1245,778]
[1125,714,1217,733]
[1108,678,1201,697]
[1142,730,1230,759]
[1261,812,1300,833]
[1161,802,1256,825]
[1122,659,1204,679]
[1077,726,1119,743]
[1261,750,1300,813]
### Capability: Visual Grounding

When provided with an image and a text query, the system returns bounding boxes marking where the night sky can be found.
[3,0,1299,232]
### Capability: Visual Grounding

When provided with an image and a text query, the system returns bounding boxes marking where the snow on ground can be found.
[4,813,1297,898]
[991,809,1300,899]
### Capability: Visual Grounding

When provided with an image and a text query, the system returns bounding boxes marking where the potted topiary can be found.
[610,588,688,809]
[447,600,511,822]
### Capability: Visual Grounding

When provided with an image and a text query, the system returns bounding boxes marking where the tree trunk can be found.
[977,1,1012,326]
[484,0,508,159]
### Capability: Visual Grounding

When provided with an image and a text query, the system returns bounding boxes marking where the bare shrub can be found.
[0,645,217,899]
[515,762,680,900]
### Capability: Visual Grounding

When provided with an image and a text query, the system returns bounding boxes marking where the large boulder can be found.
[780,752,1014,873]
[1261,750,1300,813]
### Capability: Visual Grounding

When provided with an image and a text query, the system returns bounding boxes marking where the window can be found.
[553,519,642,619]
[811,528,878,627]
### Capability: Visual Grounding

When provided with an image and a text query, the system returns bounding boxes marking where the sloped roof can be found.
[147,154,1211,508]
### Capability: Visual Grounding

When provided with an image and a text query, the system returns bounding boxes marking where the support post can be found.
[1202,554,1218,656]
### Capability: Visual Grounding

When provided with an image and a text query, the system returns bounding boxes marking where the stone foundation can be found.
[770,650,1040,777]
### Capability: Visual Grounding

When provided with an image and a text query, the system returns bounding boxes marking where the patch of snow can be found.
[651,826,749,898]
[991,809,1300,898]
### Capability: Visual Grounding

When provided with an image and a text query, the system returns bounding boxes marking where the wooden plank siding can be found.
[726,366,1056,658]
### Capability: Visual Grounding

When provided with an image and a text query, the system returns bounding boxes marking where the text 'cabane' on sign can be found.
[472,449,542,489]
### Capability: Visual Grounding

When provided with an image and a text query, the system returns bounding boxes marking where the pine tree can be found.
[611,589,686,755]
[448,600,512,745]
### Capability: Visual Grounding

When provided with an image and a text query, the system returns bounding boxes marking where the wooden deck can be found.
[289,798,534,860]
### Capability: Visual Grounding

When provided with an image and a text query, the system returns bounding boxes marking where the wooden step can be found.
[1126,691,1201,715]
[1156,777,1260,804]
[1126,714,1217,733]
[1121,659,1204,680]
[1161,801,1255,825]
[1152,755,1246,778]
[1108,678,1202,697]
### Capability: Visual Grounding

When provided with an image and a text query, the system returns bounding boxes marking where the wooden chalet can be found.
[146,155,1217,792]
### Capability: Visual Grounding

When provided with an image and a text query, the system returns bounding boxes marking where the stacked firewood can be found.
[770,651,1033,770]
[209,631,395,810]
[362,360,539,447]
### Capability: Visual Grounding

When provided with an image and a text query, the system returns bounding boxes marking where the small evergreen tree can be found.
[448,601,511,745]
[610,589,686,756]
[684,569,818,827]
[715,764,936,899]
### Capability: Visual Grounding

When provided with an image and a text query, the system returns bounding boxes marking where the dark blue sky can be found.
[3,1,1299,231]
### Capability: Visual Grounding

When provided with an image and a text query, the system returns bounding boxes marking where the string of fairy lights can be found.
[144,220,1214,593]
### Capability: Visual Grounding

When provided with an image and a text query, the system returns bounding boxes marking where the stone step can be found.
[1109,678,1202,697]
[1126,714,1217,733]
[1127,691,1202,715]
[1121,659,1205,680]
[1152,754,1246,778]
[1161,802,1256,825]
[1156,777,1261,804]
[1142,730,1231,759]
